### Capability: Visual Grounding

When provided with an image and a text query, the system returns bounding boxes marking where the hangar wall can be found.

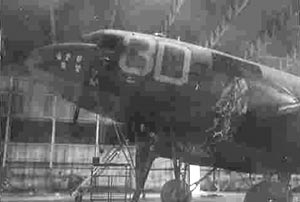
[0,74,175,192]
[5,142,174,192]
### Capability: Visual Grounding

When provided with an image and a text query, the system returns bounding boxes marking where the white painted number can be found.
[119,35,191,86]
[154,42,191,85]
[119,35,156,76]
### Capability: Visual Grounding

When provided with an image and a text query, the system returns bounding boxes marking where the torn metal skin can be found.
[203,77,249,155]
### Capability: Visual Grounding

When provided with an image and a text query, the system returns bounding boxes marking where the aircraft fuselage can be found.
[27,29,300,174]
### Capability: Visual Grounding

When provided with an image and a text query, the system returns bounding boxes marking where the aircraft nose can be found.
[26,43,98,82]
[25,42,100,102]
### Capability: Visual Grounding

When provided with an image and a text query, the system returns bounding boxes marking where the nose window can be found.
[126,38,150,70]
[89,34,123,51]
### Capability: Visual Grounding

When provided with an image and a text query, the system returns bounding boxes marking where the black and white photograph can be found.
[1,0,300,201]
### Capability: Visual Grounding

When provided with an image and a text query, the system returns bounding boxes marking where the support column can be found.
[100,121,106,145]
[109,0,120,29]
[95,114,100,157]
[2,77,13,168]
[0,22,2,66]
[0,0,4,66]
[49,95,57,168]
[48,2,57,170]
[132,141,156,202]
[161,0,186,36]
[49,2,57,43]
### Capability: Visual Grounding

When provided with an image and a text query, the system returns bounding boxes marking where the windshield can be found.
[83,33,123,52]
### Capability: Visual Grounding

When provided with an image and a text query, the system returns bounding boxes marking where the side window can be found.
[119,35,156,76]
[154,42,191,85]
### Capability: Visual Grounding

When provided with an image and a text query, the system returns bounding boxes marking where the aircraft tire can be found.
[74,194,82,202]
[160,179,191,202]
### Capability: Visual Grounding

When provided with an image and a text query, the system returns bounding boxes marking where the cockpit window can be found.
[88,34,123,51]
[125,38,150,70]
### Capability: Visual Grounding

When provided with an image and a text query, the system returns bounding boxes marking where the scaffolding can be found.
[90,162,131,202]
[71,123,135,202]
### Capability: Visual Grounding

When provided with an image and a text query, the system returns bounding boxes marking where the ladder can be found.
[90,163,131,202]
[71,123,135,200]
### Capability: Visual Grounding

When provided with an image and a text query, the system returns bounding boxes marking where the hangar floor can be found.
[5,192,300,202]
[1,192,246,202]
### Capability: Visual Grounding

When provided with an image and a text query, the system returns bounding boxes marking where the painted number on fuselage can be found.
[119,35,156,76]
[119,35,191,86]
[154,42,191,86]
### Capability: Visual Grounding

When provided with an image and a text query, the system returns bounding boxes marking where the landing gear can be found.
[161,179,191,202]
[131,124,157,202]
[74,194,83,202]
[131,142,156,202]
[243,172,292,202]
[160,142,191,202]
[72,106,80,124]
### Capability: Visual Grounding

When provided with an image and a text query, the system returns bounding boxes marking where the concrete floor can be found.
[1,192,246,202]
[4,192,300,202]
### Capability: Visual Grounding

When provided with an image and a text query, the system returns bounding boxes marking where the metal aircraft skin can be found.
[25,29,300,175]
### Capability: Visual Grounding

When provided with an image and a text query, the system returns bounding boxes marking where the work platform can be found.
[89,162,131,202]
